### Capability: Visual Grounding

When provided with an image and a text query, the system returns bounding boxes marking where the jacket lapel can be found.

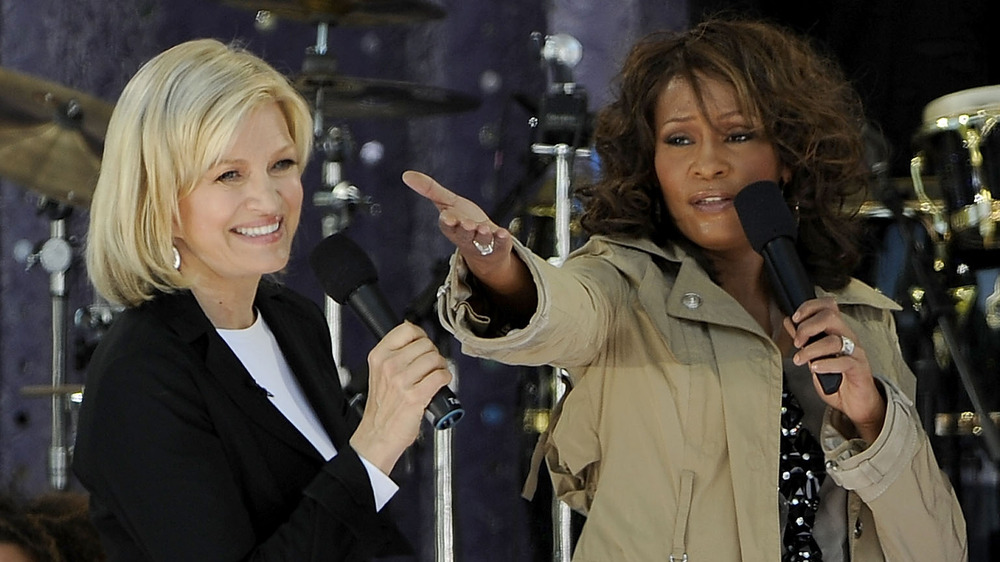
[156,290,324,460]
[254,284,355,450]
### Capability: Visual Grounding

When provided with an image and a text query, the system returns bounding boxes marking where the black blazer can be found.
[73,281,410,561]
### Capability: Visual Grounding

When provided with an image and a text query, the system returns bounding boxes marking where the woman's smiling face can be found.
[172,101,303,292]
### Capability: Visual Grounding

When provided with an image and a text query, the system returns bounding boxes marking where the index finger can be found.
[377,320,428,350]
[791,296,838,324]
[402,170,459,211]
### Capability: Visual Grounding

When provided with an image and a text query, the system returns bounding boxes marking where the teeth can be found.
[699,196,724,203]
[236,222,280,237]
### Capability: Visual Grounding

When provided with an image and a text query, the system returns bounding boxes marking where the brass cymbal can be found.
[222,0,446,26]
[0,68,113,207]
[296,67,480,119]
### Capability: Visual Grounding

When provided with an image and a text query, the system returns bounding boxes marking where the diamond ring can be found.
[839,335,855,356]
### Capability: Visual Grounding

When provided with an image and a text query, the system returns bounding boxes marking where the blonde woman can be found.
[74,39,449,560]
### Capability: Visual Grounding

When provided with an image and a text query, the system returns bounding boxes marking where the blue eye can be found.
[273,159,297,171]
[216,170,240,182]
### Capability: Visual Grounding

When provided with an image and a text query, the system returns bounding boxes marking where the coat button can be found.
[854,518,863,538]
[681,292,702,309]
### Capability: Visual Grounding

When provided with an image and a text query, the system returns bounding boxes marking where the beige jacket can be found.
[439,235,967,562]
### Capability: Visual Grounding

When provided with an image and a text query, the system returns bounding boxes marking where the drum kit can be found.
[861,85,1000,467]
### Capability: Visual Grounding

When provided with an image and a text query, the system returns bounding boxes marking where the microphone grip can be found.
[346,285,465,429]
[762,241,843,395]
[346,285,398,339]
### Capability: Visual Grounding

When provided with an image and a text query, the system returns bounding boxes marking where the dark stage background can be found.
[0,0,997,560]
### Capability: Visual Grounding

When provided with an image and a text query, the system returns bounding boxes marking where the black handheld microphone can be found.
[308,233,465,430]
[734,180,842,394]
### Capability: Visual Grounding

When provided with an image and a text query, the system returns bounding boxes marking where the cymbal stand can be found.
[307,23,378,391]
[530,32,590,562]
[304,21,455,558]
[27,200,75,489]
[531,142,588,562]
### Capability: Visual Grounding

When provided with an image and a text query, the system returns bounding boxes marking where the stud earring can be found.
[172,246,181,270]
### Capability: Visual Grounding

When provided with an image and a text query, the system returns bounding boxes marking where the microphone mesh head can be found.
[733,180,798,254]
[308,233,378,304]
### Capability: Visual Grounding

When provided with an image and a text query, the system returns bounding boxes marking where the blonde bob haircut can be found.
[86,38,313,307]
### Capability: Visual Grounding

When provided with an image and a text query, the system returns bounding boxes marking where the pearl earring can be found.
[172,246,181,270]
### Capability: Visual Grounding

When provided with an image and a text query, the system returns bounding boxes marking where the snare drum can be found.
[911,85,1000,250]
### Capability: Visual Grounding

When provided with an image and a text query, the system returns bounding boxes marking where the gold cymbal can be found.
[296,66,480,119]
[222,0,446,26]
[0,68,113,207]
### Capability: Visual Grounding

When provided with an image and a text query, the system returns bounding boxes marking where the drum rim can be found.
[922,84,1000,124]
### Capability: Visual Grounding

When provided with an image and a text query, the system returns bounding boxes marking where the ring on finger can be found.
[839,335,855,357]
[472,236,495,256]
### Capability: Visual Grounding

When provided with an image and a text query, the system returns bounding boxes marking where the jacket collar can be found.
[589,234,901,310]
[586,235,901,344]
[148,283,348,459]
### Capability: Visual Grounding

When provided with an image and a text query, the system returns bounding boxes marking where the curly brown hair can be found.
[580,17,870,290]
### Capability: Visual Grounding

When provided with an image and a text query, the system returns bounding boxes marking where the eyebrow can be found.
[662,108,745,125]
[212,143,297,167]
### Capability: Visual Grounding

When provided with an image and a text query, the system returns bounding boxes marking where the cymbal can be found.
[296,67,480,119]
[0,68,113,207]
[222,0,446,26]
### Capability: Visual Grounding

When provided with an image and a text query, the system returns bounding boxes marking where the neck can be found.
[190,278,260,329]
[710,250,772,330]
[709,249,796,355]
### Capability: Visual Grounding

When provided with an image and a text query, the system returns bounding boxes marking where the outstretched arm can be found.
[402,170,537,324]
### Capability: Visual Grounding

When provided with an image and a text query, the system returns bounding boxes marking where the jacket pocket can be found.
[670,470,695,561]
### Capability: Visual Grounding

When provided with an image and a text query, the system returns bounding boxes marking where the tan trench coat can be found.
[439,235,967,562]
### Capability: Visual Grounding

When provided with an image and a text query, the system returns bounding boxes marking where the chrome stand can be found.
[28,209,74,490]
[433,359,459,562]
[531,142,590,562]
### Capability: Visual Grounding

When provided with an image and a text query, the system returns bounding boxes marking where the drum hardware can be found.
[221,0,446,27]
[0,68,110,489]
[289,17,477,562]
[935,411,1000,437]
[0,67,112,208]
[910,155,953,241]
[948,285,977,325]
[73,297,122,370]
[910,85,1000,250]
[985,274,1000,329]
[529,31,589,562]
[18,201,78,491]
[877,170,1000,466]
[294,48,481,120]
[20,384,85,399]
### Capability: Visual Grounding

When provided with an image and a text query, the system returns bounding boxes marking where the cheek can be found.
[282,182,304,225]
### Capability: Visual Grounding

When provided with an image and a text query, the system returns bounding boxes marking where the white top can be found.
[217,312,397,511]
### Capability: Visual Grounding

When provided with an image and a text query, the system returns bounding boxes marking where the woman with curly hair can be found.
[403,17,966,562]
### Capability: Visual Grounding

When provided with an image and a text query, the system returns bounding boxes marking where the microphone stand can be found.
[880,164,1000,466]
[404,273,458,562]
[434,359,458,562]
